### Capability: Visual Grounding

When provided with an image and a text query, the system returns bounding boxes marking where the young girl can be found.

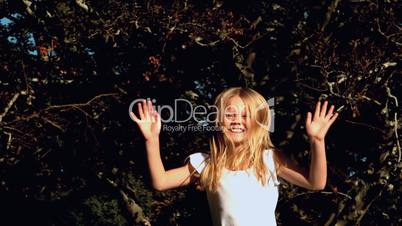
[130,87,338,226]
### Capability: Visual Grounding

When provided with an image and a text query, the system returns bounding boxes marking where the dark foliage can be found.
[0,0,400,225]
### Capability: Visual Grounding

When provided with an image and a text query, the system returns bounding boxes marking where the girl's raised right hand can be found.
[130,99,161,141]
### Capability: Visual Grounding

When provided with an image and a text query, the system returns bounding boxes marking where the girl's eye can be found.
[224,113,248,119]
[225,113,235,118]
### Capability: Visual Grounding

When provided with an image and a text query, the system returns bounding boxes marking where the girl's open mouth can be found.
[229,127,245,133]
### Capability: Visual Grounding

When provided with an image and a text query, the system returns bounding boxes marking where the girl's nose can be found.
[231,114,244,123]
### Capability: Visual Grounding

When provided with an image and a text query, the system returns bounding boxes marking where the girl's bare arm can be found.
[275,101,338,190]
[131,99,196,191]
[274,140,326,190]
[145,138,195,191]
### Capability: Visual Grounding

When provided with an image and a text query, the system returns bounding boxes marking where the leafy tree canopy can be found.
[0,0,400,225]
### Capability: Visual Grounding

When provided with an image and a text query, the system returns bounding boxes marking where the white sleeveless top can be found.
[188,149,280,226]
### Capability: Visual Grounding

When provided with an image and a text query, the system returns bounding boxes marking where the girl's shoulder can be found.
[184,148,276,174]
[263,148,281,186]
[185,152,210,174]
[263,147,274,159]
[263,148,278,170]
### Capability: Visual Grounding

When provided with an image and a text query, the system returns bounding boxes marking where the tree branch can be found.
[0,93,20,123]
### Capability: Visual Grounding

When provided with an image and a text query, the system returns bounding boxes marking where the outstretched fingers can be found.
[313,101,321,120]
[306,112,312,128]
[130,98,160,130]
[148,100,157,123]
[325,105,335,120]
[153,109,161,124]
[130,112,140,123]
[134,99,154,122]
[328,112,339,125]
[138,101,145,119]
[320,101,328,118]
[143,100,150,120]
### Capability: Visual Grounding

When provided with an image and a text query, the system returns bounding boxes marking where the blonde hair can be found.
[199,87,279,191]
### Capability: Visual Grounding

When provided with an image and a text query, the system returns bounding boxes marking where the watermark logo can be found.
[255,97,275,132]
[128,98,275,132]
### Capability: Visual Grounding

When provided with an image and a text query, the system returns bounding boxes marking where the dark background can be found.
[0,0,401,225]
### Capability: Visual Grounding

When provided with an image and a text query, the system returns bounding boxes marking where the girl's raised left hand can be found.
[130,99,161,141]
[305,101,339,141]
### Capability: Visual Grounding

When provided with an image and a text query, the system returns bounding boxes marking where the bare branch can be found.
[98,173,152,226]
[321,0,342,32]
[0,93,20,123]
[4,93,118,125]
[385,86,400,162]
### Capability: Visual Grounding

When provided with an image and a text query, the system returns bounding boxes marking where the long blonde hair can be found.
[199,87,278,191]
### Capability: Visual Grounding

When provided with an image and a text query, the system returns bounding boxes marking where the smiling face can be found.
[222,96,252,146]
